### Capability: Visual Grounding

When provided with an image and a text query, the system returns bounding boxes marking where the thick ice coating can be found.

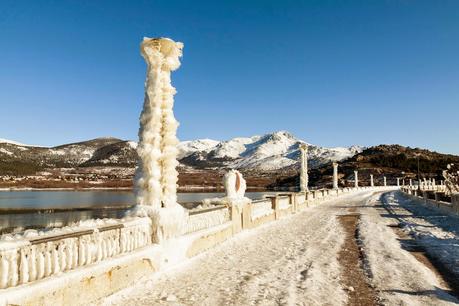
[135,37,183,208]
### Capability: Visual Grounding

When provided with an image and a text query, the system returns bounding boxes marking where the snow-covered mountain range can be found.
[0,131,363,173]
[178,131,362,171]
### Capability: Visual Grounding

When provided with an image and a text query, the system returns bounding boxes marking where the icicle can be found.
[96,239,102,262]
[78,239,86,266]
[37,251,45,279]
[102,239,107,260]
[85,242,91,264]
[52,247,60,274]
[59,244,66,271]
[9,251,18,287]
[28,246,37,281]
[66,242,73,270]
[44,246,52,277]
[72,240,78,268]
[20,250,29,284]
[0,254,9,288]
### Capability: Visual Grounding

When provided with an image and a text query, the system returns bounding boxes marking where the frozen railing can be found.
[277,196,291,209]
[0,186,384,291]
[403,185,448,193]
[404,185,447,192]
[0,217,151,289]
[184,206,230,234]
[251,199,274,220]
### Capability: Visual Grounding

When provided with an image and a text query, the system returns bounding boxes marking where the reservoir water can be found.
[0,190,275,233]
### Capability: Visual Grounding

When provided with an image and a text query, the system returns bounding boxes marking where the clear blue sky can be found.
[0,1,458,154]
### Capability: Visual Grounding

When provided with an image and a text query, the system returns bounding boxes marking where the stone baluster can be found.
[28,246,37,281]
[0,251,9,288]
[19,248,29,284]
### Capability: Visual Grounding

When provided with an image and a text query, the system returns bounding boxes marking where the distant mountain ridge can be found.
[177,131,363,171]
[0,131,363,175]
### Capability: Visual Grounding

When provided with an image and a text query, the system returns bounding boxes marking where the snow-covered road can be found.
[102,190,459,306]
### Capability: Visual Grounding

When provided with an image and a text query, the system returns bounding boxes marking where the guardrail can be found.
[185,206,230,234]
[402,185,447,192]
[400,186,459,215]
[0,185,389,293]
[0,218,151,289]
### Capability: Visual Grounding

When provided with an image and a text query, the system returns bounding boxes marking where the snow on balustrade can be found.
[295,193,306,204]
[278,196,291,209]
[184,207,230,234]
[251,199,274,220]
[0,217,151,289]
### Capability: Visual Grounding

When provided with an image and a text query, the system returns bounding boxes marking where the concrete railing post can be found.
[231,204,243,234]
[288,193,297,213]
[267,196,280,220]
[241,201,252,230]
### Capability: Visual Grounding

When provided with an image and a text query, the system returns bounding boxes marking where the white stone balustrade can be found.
[278,196,291,210]
[184,207,230,234]
[251,199,275,220]
[0,217,151,289]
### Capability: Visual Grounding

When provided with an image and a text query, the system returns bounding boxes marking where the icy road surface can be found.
[102,190,459,306]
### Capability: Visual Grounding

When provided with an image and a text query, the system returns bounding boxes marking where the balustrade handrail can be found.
[252,198,272,204]
[188,205,227,216]
[29,229,94,245]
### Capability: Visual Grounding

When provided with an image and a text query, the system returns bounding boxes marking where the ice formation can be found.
[135,37,182,208]
[443,164,459,195]
[332,162,338,189]
[201,170,250,208]
[223,170,247,200]
[134,37,186,242]
[221,170,250,211]
[299,144,309,192]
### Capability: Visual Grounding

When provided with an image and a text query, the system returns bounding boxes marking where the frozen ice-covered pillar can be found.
[383,176,387,186]
[397,178,400,187]
[370,174,374,187]
[354,171,359,188]
[135,37,183,208]
[409,179,413,186]
[332,162,338,189]
[134,37,186,243]
[299,144,309,192]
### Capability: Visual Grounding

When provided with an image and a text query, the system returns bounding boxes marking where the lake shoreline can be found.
[0,186,271,193]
